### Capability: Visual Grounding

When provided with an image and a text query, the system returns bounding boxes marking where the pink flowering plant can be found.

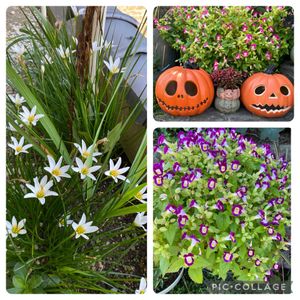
[155,6,293,73]
[153,128,290,284]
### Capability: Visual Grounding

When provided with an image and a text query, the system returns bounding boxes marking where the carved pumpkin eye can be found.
[254,86,265,95]
[165,81,177,96]
[185,81,198,96]
[280,86,290,96]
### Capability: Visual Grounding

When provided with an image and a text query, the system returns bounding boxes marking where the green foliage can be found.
[156,6,293,74]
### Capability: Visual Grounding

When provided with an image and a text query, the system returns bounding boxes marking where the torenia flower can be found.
[134,185,147,203]
[223,251,233,263]
[255,259,261,266]
[104,56,126,74]
[58,214,73,227]
[9,93,26,107]
[72,213,98,239]
[207,178,217,190]
[19,106,44,126]
[44,155,71,182]
[105,157,130,183]
[24,175,58,205]
[135,277,147,294]
[209,238,218,249]
[6,216,26,238]
[74,140,102,162]
[232,204,243,217]
[72,157,101,181]
[8,136,32,155]
[184,253,194,266]
[248,248,255,257]
[133,212,147,231]
[199,224,209,236]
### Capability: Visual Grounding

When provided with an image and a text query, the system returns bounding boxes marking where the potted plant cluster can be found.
[211,67,245,113]
[153,128,291,290]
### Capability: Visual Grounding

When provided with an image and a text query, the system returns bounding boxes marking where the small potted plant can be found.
[211,67,245,113]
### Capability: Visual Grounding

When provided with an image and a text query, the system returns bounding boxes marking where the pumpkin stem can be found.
[264,64,277,74]
[183,61,199,70]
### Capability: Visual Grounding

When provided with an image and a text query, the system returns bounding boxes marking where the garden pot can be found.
[290,46,294,63]
[214,87,240,113]
[158,268,184,294]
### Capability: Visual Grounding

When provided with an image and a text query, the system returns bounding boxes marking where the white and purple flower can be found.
[199,224,209,236]
[184,253,194,266]
[207,178,217,190]
[231,204,243,217]
[223,252,233,263]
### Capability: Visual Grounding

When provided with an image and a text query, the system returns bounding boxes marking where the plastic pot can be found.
[158,268,184,294]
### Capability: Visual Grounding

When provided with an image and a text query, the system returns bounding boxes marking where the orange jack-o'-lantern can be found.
[155,66,214,116]
[240,66,294,118]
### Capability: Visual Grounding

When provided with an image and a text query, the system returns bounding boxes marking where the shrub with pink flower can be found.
[154,128,290,284]
[155,6,293,74]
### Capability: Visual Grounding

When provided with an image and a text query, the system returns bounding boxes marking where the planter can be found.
[158,268,184,294]
[214,87,240,113]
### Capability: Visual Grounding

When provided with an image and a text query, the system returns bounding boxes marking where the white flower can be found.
[74,140,102,162]
[58,214,73,228]
[7,120,22,132]
[44,53,53,64]
[9,93,26,107]
[104,157,130,183]
[71,6,86,17]
[8,136,32,155]
[91,40,115,52]
[133,212,147,231]
[72,157,101,181]
[72,213,98,239]
[11,44,25,56]
[72,36,78,45]
[44,155,71,182]
[104,56,126,74]
[19,106,44,126]
[24,175,58,205]
[134,185,147,203]
[6,216,27,238]
[135,277,147,294]
[56,45,70,59]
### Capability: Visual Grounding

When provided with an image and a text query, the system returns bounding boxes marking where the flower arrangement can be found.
[6,7,147,294]
[155,6,293,74]
[211,67,245,90]
[153,128,290,285]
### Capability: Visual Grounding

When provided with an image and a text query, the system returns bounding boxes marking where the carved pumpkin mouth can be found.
[251,103,290,113]
[157,97,209,111]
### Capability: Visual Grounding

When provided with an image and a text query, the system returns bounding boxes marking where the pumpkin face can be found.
[241,72,294,118]
[155,66,214,116]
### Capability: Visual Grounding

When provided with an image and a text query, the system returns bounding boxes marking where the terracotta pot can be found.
[215,87,240,113]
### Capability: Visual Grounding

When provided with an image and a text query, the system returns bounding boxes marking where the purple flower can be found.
[164,171,175,180]
[245,34,253,43]
[262,181,270,190]
[235,53,241,60]
[228,231,236,243]
[209,238,218,249]
[272,233,282,241]
[231,160,240,171]
[194,168,202,179]
[264,276,269,283]
[203,42,208,48]
[232,204,243,217]
[213,60,219,71]
[260,219,269,227]
[255,259,261,266]
[199,224,209,236]
[216,33,222,41]
[157,134,165,145]
[274,213,283,221]
[242,24,248,31]
[248,248,255,257]
[273,263,280,271]
[181,175,189,189]
[268,198,276,207]
[242,51,249,57]
[266,51,272,61]
[215,200,224,211]
[184,253,194,266]
[180,45,187,52]
[153,175,163,186]
[223,252,233,263]
[189,199,199,209]
[257,209,265,219]
[153,161,164,176]
[165,204,177,214]
[267,227,274,235]
[259,164,268,173]
[271,168,278,180]
[200,141,210,152]
[218,159,227,173]
[276,197,284,205]
[208,178,217,190]
[178,215,189,229]
[250,43,257,50]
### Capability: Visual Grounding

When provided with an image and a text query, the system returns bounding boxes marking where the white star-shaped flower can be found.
[135,277,147,294]
[24,175,58,205]
[6,216,27,238]
[72,213,98,239]
[73,140,102,162]
[19,106,44,126]
[58,214,73,228]
[72,157,101,181]
[104,157,130,183]
[44,155,71,182]
[134,185,147,203]
[8,136,32,155]
[56,45,71,59]
[9,93,26,107]
[133,212,147,231]
[104,56,126,74]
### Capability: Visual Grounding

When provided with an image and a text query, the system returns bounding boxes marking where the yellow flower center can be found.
[52,168,62,176]
[110,170,120,177]
[12,225,20,234]
[81,167,89,175]
[36,188,45,198]
[15,145,23,152]
[28,115,35,123]
[225,253,231,260]
[140,290,145,294]
[135,192,142,200]
[234,207,240,215]
[76,225,86,235]
[82,151,90,159]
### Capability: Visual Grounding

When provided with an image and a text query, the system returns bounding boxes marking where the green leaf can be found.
[106,203,146,218]
[164,222,178,245]
[167,258,184,273]
[13,263,28,280]
[218,262,230,280]
[159,256,170,276]
[28,275,43,289]
[188,267,203,284]
[215,214,230,230]
[12,275,25,289]
[103,122,122,153]
[7,287,23,294]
